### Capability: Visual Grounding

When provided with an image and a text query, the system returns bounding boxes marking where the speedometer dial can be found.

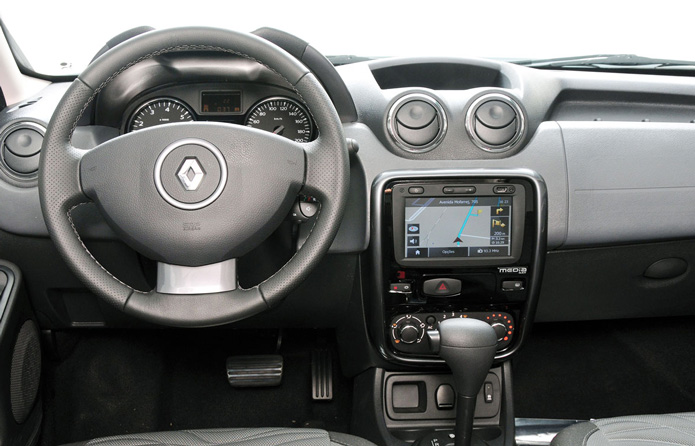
[128,98,195,132]
[245,97,314,142]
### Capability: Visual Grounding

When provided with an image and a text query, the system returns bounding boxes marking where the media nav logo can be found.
[498,267,528,275]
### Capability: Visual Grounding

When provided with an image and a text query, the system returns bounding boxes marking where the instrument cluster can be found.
[123,83,315,143]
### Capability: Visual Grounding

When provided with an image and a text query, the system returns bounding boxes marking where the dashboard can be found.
[2,42,695,339]
[4,31,695,446]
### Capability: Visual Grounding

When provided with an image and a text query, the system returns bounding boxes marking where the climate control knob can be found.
[392,316,425,345]
[491,322,507,341]
[398,322,422,344]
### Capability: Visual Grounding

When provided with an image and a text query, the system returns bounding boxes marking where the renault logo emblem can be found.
[177,158,205,191]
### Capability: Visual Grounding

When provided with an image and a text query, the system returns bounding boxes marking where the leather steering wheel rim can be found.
[39,27,349,327]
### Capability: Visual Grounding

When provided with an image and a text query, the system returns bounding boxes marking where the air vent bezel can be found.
[0,121,46,186]
[387,93,448,153]
[465,92,526,153]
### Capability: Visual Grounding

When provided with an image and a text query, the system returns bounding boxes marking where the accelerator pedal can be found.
[226,355,283,387]
[311,349,333,400]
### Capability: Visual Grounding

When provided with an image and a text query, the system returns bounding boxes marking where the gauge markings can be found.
[127,98,195,132]
[245,97,313,142]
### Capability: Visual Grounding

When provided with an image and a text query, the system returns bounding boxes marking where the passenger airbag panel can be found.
[561,122,695,247]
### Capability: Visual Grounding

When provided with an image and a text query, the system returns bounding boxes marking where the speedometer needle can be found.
[272,125,285,135]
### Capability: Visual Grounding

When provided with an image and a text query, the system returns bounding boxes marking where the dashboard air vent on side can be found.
[0,122,45,181]
[387,93,447,153]
[466,93,525,152]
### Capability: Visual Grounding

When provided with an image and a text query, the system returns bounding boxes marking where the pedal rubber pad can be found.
[226,355,283,387]
[312,349,333,400]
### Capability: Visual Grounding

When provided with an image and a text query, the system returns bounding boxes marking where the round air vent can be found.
[387,93,447,153]
[466,93,525,152]
[1,122,45,181]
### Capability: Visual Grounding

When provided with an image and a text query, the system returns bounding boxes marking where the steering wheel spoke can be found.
[156,258,238,295]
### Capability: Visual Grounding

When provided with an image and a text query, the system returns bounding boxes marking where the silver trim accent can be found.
[386,93,448,153]
[176,157,205,191]
[465,92,526,153]
[156,259,237,294]
[154,138,228,210]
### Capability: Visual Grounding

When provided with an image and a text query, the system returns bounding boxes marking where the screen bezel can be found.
[392,182,526,267]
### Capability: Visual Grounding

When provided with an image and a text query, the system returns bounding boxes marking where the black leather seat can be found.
[551,413,695,446]
[63,428,377,446]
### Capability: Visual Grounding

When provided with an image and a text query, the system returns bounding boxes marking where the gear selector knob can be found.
[433,318,497,396]
[427,318,497,446]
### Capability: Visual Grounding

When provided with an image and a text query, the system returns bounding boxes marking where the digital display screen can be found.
[404,196,511,258]
[201,91,242,114]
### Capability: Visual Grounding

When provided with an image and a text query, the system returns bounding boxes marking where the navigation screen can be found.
[404,196,511,258]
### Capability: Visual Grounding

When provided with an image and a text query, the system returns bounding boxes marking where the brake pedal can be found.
[312,349,333,401]
[226,355,283,387]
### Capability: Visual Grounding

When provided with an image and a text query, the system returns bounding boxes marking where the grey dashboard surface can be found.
[2,56,695,250]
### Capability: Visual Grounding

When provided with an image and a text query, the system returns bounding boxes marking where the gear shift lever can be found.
[428,318,498,446]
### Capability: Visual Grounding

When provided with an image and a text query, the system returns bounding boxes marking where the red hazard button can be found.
[423,278,462,296]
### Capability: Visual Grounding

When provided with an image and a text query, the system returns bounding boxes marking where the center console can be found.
[370,169,547,365]
[360,168,547,446]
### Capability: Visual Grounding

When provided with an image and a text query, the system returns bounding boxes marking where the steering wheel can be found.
[38,27,349,327]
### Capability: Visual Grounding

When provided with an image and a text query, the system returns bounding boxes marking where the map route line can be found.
[457,197,478,238]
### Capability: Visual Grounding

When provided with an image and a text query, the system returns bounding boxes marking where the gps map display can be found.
[404,196,511,258]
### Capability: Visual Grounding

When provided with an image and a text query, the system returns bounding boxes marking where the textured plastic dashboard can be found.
[2,55,695,252]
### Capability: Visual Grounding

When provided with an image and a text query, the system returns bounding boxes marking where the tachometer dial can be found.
[127,98,195,132]
[245,97,314,142]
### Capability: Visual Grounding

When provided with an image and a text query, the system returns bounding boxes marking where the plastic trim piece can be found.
[0,264,15,322]
[156,258,237,294]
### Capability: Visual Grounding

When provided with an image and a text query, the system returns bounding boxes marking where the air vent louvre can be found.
[387,93,447,153]
[0,122,45,182]
[466,93,525,152]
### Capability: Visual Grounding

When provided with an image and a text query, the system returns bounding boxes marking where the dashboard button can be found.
[408,186,425,194]
[443,186,476,194]
[436,384,455,409]
[389,283,412,293]
[493,185,516,194]
[299,202,318,218]
[407,247,428,258]
[501,280,525,291]
[422,278,462,297]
